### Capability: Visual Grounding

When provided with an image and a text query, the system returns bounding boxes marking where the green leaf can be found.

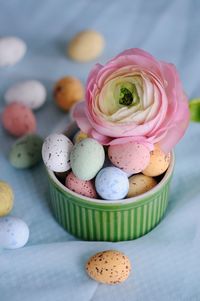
[189,98,200,122]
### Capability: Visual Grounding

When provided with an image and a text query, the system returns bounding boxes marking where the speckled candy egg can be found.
[2,103,36,137]
[68,30,105,62]
[0,181,14,217]
[5,80,47,110]
[70,138,105,180]
[65,171,97,198]
[0,37,26,67]
[95,167,129,200]
[127,174,157,198]
[0,216,29,249]
[108,142,150,174]
[143,144,171,177]
[86,250,131,284]
[42,133,73,172]
[54,76,84,111]
[73,130,88,144]
[9,134,43,169]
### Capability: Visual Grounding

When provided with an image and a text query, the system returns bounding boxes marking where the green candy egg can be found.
[9,134,43,168]
[70,138,105,180]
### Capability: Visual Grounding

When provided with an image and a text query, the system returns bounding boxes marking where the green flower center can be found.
[119,87,133,106]
[117,83,140,107]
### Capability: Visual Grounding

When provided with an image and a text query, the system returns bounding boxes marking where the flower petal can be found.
[73,101,92,134]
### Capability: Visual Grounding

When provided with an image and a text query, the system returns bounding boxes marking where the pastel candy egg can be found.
[54,76,84,111]
[42,134,73,172]
[95,167,129,200]
[86,250,131,284]
[0,217,29,249]
[143,144,171,177]
[0,36,26,67]
[2,103,36,137]
[67,30,105,62]
[65,171,97,198]
[9,134,43,169]
[73,130,88,144]
[5,80,47,110]
[0,181,14,217]
[70,138,105,180]
[127,174,157,198]
[108,142,150,174]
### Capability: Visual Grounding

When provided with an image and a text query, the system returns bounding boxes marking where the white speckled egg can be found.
[5,80,47,110]
[95,167,129,200]
[0,216,29,249]
[70,138,105,180]
[42,134,73,172]
[0,37,26,67]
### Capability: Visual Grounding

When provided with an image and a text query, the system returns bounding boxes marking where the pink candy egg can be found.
[2,103,36,137]
[108,142,150,174]
[65,171,97,198]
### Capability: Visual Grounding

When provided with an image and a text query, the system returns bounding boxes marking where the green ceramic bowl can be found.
[47,122,175,242]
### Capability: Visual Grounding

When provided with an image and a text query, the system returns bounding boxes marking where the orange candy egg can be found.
[53,76,84,111]
[142,144,171,177]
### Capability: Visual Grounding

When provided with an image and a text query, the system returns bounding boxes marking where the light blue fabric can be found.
[0,0,200,300]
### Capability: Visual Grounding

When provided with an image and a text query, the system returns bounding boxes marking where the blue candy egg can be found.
[95,167,129,200]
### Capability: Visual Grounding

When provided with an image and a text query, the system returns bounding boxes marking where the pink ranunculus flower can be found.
[73,48,189,152]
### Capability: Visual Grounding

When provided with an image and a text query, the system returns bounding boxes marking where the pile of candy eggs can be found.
[42,129,171,201]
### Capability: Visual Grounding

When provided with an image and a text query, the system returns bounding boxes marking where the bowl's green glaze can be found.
[47,122,174,241]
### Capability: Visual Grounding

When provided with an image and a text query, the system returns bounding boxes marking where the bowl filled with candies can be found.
[42,48,189,241]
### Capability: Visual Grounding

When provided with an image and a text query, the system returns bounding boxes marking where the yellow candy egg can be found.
[142,144,171,177]
[73,131,88,144]
[0,181,14,217]
[67,30,105,62]
[127,174,157,198]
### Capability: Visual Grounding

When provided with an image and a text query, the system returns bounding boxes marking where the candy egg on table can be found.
[143,144,171,177]
[54,76,84,111]
[0,217,29,249]
[42,133,73,172]
[5,80,47,110]
[108,142,150,174]
[9,134,43,169]
[2,103,36,137]
[73,130,88,144]
[0,181,14,217]
[65,171,97,198]
[67,30,105,62]
[0,36,26,67]
[95,167,129,200]
[70,138,105,180]
[86,250,131,284]
[127,174,157,198]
